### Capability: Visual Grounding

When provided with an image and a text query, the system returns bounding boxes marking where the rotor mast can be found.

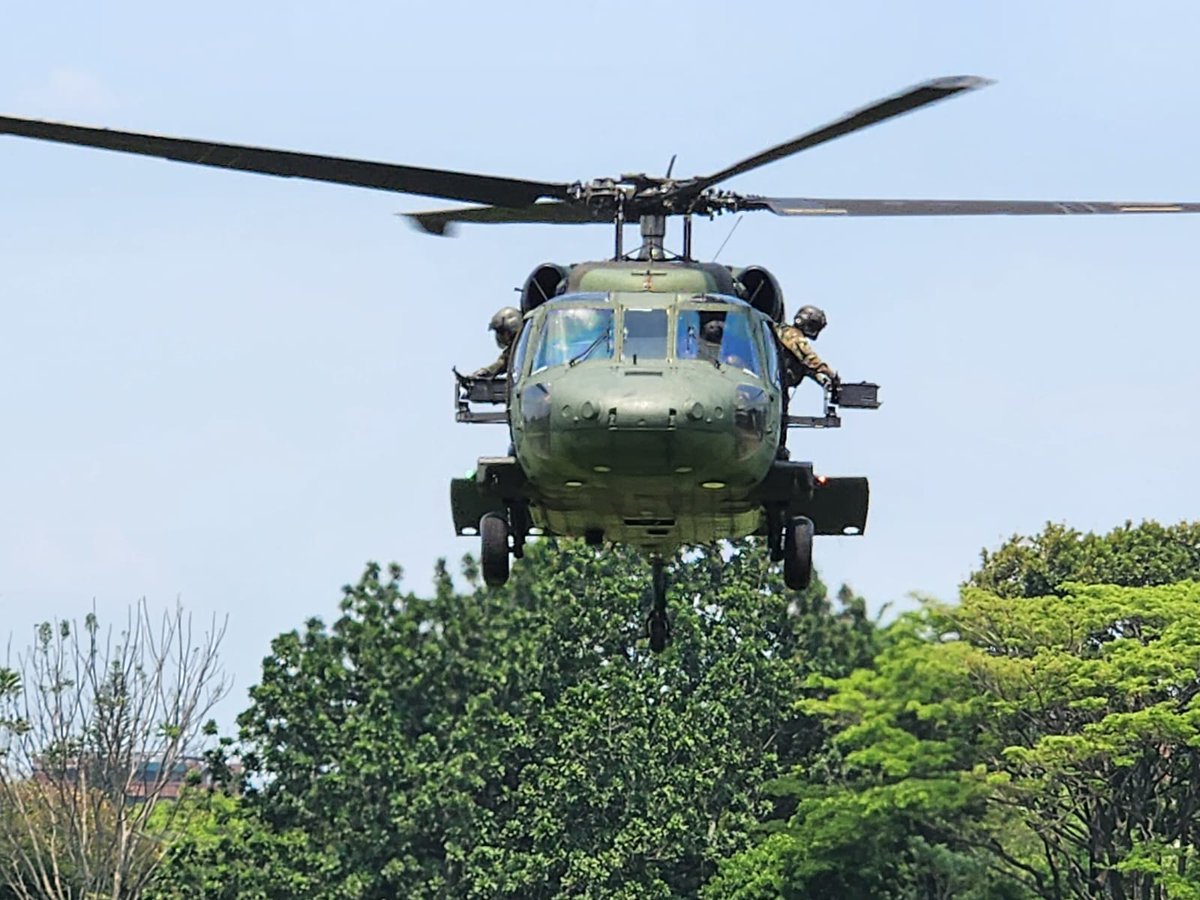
[613,203,695,261]
[637,214,668,261]
[631,213,693,261]
[614,211,686,262]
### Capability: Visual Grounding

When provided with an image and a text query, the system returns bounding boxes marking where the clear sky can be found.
[3,1,1200,725]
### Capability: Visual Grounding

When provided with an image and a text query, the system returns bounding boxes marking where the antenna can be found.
[711,216,743,262]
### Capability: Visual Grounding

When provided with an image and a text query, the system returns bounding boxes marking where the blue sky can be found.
[3,1,1200,724]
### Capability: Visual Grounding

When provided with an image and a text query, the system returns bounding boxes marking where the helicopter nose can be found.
[530,368,771,480]
[607,394,676,430]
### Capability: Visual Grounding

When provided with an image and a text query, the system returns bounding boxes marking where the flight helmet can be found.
[794,305,827,339]
[489,306,522,347]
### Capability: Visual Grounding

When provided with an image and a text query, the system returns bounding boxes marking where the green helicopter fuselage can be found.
[450,258,872,599]
[509,286,780,549]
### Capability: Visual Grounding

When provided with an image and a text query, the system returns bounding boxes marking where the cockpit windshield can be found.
[530,307,614,373]
[676,308,765,376]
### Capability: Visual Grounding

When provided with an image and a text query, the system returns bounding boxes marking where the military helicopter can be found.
[4,75,1199,651]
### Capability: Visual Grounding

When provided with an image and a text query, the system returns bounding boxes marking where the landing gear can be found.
[510,503,530,560]
[480,512,510,586]
[645,556,672,653]
[766,504,786,562]
[480,503,532,586]
[783,516,814,591]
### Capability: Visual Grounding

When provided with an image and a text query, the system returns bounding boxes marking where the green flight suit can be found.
[773,323,835,388]
[472,343,511,379]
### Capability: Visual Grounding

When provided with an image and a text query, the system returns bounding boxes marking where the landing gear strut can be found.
[766,504,786,562]
[645,556,672,653]
[509,502,530,560]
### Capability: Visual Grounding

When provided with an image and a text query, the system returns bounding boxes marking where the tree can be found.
[970,520,1200,599]
[708,582,1200,899]
[150,540,876,899]
[0,603,229,900]
[704,608,1023,900]
[969,583,1200,897]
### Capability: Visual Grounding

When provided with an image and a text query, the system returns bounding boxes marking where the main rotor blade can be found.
[0,115,574,208]
[748,197,1200,217]
[403,202,608,236]
[678,76,992,200]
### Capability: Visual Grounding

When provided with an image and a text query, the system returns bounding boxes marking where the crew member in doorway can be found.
[774,305,837,460]
[775,305,837,389]
[472,306,522,378]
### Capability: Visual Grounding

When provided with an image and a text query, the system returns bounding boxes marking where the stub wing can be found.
[452,458,867,539]
[802,476,870,536]
[755,461,869,536]
[450,457,532,536]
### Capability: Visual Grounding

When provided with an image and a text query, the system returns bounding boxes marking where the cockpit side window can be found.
[759,319,780,385]
[719,311,763,374]
[677,309,726,364]
[676,308,765,376]
[530,307,614,373]
[622,309,668,361]
[509,317,534,381]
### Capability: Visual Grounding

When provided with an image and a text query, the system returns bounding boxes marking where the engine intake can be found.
[734,266,785,322]
[521,263,569,314]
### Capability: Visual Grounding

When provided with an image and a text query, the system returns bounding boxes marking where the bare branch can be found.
[0,603,228,900]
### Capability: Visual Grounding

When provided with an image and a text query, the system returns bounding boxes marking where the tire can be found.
[783,516,814,591]
[480,513,510,587]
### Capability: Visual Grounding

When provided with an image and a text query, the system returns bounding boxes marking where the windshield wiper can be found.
[568,328,611,367]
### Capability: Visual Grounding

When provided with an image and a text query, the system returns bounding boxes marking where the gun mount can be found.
[787,381,881,429]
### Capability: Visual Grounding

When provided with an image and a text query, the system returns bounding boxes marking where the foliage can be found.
[147,793,342,899]
[971,520,1200,599]
[148,539,875,899]
[973,582,1200,897]
[704,611,1023,900]
[0,604,228,900]
[709,581,1200,899]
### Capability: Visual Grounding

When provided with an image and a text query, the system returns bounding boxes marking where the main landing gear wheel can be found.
[783,516,814,591]
[480,512,510,587]
[645,556,672,653]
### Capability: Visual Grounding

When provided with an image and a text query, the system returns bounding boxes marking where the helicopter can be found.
[4,75,1200,651]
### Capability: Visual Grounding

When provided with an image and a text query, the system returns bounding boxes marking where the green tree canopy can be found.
[708,582,1200,899]
[971,520,1200,599]
[151,539,875,899]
